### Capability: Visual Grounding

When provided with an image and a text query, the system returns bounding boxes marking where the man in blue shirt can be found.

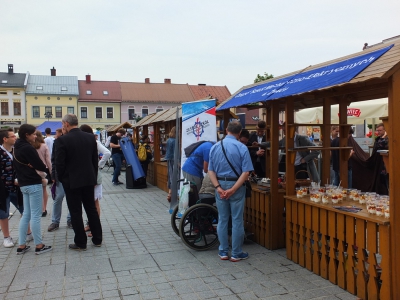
[182,141,214,189]
[208,121,253,262]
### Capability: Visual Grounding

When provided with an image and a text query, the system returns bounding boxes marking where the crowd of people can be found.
[0,114,104,254]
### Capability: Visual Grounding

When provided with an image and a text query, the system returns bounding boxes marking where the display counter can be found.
[154,161,168,193]
[285,195,390,300]
[245,184,286,250]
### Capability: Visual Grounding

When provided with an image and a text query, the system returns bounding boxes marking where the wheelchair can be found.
[170,181,219,251]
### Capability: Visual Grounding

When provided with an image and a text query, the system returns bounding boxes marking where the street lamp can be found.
[44,112,53,121]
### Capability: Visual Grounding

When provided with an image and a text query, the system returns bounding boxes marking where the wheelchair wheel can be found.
[170,205,181,236]
[179,203,219,251]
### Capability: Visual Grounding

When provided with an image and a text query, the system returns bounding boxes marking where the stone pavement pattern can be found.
[0,169,356,299]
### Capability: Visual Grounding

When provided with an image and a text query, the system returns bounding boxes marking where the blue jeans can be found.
[52,181,71,224]
[19,184,43,246]
[333,170,352,188]
[0,192,18,219]
[112,153,123,183]
[215,182,246,257]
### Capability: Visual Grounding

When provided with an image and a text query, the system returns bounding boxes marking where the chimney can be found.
[8,64,13,74]
[51,67,56,76]
[164,78,171,84]
[145,78,150,83]
[86,74,91,84]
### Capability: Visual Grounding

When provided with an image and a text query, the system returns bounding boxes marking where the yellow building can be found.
[26,69,78,126]
[78,75,121,129]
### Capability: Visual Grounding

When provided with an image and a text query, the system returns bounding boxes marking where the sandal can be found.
[84,221,90,232]
[87,232,93,237]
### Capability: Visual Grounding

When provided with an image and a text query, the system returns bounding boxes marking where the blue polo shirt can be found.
[182,141,214,178]
[209,135,253,177]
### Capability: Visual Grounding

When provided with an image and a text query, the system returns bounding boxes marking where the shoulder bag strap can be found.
[221,139,240,178]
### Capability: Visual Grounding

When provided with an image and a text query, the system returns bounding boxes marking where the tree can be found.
[254,72,274,83]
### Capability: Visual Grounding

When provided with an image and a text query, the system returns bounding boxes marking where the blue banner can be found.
[218,45,393,110]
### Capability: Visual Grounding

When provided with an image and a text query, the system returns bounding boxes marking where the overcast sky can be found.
[2,0,399,94]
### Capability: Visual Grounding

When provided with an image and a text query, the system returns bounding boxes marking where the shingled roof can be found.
[188,84,231,104]
[0,72,27,88]
[120,82,195,103]
[79,78,121,102]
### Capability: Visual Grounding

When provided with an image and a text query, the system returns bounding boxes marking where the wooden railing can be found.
[285,195,390,300]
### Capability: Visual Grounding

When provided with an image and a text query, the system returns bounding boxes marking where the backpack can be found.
[184,141,208,157]
[138,143,148,162]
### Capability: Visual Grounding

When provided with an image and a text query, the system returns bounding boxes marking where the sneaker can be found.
[48,223,59,232]
[41,210,47,217]
[117,181,124,185]
[35,245,52,255]
[67,221,73,229]
[3,237,14,248]
[112,182,118,186]
[26,233,34,242]
[16,246,31,255]
[218,250,229,260]
[92,241,102,247]
[230,252,249,262]
[69,244,87,251]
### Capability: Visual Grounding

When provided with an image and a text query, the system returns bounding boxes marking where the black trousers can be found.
[295,163,308,179]
[64,185,102,247]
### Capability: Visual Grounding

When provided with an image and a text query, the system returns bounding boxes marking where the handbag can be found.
[220,140,252,198]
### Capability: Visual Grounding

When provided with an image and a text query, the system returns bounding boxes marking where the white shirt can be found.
[97,140,111,168]
[44,136,55,156]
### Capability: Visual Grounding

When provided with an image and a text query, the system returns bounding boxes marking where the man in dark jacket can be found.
[55,114,102,250]
[247,121,267,178]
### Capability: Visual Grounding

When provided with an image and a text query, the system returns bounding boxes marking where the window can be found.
[142,106,148,117]
[96,107,103,119]
[128,108,136,120]
[67,107,74,114]
[103,91,108,95]
[13,92,20,95]
[81,107,88,118]
[156,106,163,113]
[86,90,92,95]
[55,106,62,118]
[107,107,113,119]
[61,87,67,91]
[13,102,21,115]
[0,91,6,95]
[1,102,8,115]
[1,80,7,84]
[45,106,52,114]
[32,106,40,118]
[36,86,43,90]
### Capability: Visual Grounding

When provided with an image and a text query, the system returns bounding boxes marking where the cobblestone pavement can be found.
[0,168,356,300]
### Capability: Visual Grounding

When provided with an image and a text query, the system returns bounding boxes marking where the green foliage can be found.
[95,127,104,131]
[254,72,274,83]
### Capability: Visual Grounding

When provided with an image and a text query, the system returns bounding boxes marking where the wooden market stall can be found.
[217,40,400,299]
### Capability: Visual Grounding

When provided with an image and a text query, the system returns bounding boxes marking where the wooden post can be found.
[269,101,283,249]
[338,98,348,187]
[389,69,400,300]
[322,98,331,185]
[153,122,160,187]
[285,99,295,259]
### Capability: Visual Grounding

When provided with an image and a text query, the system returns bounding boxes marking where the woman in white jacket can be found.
[80,125,111,236]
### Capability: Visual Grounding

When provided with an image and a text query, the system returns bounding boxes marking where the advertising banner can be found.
[219,44,393,110]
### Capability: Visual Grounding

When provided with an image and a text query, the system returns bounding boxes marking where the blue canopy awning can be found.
[36,121,63,135]
[218,44,394,111]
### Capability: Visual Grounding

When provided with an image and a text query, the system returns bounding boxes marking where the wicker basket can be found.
[294,170,313,187]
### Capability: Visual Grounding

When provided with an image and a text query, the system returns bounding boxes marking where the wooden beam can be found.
[338,98,348,188]
[269,101,281,249]
[389,69,400,299]
[322,98,332,184]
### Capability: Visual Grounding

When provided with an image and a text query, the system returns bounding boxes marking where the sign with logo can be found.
[1,121,21,125]
[181,99,217,171]
[347,108,361,117]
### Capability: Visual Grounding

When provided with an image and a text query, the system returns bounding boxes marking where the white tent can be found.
[295,98,388,124]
